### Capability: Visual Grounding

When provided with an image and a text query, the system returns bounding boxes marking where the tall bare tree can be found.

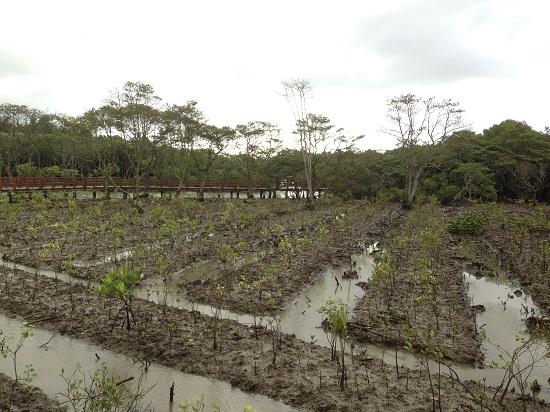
[282,79,333,205]
[383,93,466,208]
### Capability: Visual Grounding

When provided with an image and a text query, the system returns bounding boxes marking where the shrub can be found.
[378,187,405,203]
[448,210,487,235]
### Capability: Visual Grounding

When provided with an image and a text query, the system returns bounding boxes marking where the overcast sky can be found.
[1,0,548,151]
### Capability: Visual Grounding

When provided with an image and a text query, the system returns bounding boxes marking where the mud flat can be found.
[349,205,482,363]
[0,261,546,411]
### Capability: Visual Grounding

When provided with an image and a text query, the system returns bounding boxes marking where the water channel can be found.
[1,244,549,407]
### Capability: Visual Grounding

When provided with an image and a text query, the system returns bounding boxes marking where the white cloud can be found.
[0,0,549,151]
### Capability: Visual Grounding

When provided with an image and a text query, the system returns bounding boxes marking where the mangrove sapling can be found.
[319,298,349,390]
[540,239,550,274]
[218,244,236,272]
[488,331,550,410]
[3,268,9,296]
[109,227,126,264]
[0,328,35,410]
[211,285,225,352]
[414,258,440,331]
[156,252,170,316]
[32,249,49,302]
[59,206,80,258]
[278,237,295,270]
[159,218,181,251]
[444,367,495,412]
[98,263,143,331]
[267,318,278,365]
[167,321,177,350]
[370,250,393,312]
[239,267,271,305]
[58,363,152,412]
[419,328,445,412]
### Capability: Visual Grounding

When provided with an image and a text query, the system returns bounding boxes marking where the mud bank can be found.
[452,204,550,315]
[0,373,55,412]
[350,205,482,363]
[183,204,403,315]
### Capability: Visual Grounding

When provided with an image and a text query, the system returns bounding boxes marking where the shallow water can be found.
[269,250,550,401]
[279,251,374,345]
[1,246,549,403]
[0,315,297,411]
[463,270,550,400]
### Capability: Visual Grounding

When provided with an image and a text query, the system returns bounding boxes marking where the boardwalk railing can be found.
[0,176,319,194]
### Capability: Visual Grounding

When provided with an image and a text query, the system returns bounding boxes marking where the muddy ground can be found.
[183,203,403,314]
[1,197,279,278]
[448,203,550,315]
[0,372,56,412]
[350,204,483,364]
[1,198,365,281]
[0,197,402,315]
[0,266,542,411]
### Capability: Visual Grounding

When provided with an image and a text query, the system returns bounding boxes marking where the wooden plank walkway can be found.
[0,177,321,197]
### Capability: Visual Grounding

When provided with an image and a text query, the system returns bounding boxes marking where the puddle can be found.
[0,255,90,287]
[280,251,374,345]
[464,271,550,400]
[273,248,550,401]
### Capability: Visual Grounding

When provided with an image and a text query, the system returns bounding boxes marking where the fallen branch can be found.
[24,314,63,327]
[38,333,56,348]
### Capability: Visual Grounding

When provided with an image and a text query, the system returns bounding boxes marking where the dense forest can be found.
[1,81,549,203]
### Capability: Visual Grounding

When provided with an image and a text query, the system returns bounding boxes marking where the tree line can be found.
[1,80,549,203]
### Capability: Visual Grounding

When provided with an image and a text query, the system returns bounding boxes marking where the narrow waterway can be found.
[1,245,549,404]
[0,314,298,411]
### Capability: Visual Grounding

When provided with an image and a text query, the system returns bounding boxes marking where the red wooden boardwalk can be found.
[0,176,318,194]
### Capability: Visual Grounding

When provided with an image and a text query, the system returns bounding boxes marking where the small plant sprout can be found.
[0,328,35,409]
[58,362,151,411]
